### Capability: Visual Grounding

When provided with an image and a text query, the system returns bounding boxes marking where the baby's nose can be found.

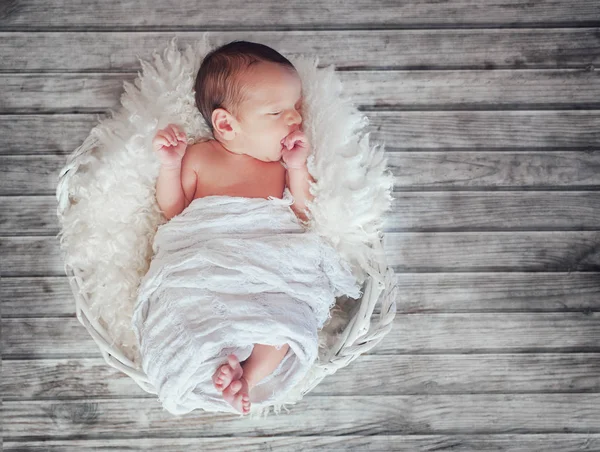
[287,109,302,125]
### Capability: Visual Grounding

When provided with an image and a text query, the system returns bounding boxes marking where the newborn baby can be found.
[152,41,315,415]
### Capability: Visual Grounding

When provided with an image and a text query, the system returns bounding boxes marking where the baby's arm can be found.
[156,164,185,220]
[156,153,199,220]
[286,165,315,224]
[154,124,196,220]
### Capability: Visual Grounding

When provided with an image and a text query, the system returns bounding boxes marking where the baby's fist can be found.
[153,124,187,168]
[281,129,310,169]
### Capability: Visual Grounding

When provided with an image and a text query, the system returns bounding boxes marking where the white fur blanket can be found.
[131,187,362,415]
[56,35,396,414]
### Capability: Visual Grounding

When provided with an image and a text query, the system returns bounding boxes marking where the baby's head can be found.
[194,40,303,162]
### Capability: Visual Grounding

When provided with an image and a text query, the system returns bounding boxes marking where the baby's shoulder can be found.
[182,139,218,171]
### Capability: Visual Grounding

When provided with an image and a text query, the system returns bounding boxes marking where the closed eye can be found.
[269,111,282,115]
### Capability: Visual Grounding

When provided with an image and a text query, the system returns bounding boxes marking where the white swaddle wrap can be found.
[131,187,363,415]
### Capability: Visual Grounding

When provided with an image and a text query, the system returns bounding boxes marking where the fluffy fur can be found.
[56,35,395,416]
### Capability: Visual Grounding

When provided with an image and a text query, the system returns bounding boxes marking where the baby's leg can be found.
[221,343,290,415]
[241,343,290,390]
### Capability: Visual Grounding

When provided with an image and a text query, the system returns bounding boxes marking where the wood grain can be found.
[1,70,599,114]
[2,0,600,446]
[3,273,600,317]
[4,191,600,235]
[4,354,600,399]
[4,395,600,438]
[4,435,600,452]
[1,29,600,71]
[1,0,599,28]
[3,151,600,195]
[3,231,599,276]
[4,313,600,358]
[3,111,600,155]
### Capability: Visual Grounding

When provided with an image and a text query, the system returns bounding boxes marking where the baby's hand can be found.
[281,129,310,169]
[153,124,187,168]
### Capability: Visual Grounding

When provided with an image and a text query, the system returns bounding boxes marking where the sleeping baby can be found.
[132,40,361,416]
[154,41,315,415]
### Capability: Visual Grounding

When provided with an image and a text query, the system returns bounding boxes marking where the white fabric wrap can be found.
[131,187,362,415]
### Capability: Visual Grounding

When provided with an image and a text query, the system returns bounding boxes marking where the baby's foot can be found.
[212,354,243,392]
[222,376,251,415]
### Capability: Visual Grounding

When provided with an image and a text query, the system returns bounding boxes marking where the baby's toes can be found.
[233,392,250,415]
[212,365,230,390]
[242,394,251,414]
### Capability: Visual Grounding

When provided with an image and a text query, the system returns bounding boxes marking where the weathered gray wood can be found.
[371,111,600,151]
[1,0,598,28]
[4,111,600,156]
[0,114,98,155]
[3,231,599,276]
[4,192,600,235]
[2,29,600,71]
[384,231,600,272]
[4,313,600,358]
[394,273,600,312]
[382,147,600,189]
[388,192,600,231]
[1,2,599,448]
[383,232,600,272]
[4,354,600,399]
[4,395,600,438]
[2,70,599,114]
[0,196,59,235]
[0,155,66,195]
[4,151,600,195]
[5,435,600,452]
[3,273,600,317]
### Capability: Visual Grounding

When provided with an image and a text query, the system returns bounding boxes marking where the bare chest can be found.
[193,155,286,201]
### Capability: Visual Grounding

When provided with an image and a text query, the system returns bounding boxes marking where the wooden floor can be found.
[2,1,600,451]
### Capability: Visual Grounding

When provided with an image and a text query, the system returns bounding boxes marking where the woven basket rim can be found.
[55,125,398,399]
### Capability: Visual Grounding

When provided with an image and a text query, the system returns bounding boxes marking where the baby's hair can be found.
[194,40,296,135]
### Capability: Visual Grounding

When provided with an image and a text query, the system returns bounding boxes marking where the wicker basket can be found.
[57,152,397,397]
[54,39,398,407]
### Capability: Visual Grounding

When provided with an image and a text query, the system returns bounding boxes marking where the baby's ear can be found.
[212,108,236,140]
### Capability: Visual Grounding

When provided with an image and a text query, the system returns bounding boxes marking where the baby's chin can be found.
[243,143,284,162]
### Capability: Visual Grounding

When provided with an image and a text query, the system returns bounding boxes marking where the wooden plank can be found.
[0,155,66,195]
[384,231,600,272]
[5,435,600,452]
[3,273,600,317]
[2,29,600,71]
[4,395,600,438]
[0,236,64,276]
[4,151,600,195]
[1,196,59,235]
[1,0,598,29]
[4,313,600,358]
[4,191,600,235]
[375,313,600,354]
[4,111,600,156]
[0,114,98,155]
[369,111,600,151]
[3,231,599,276]
[1,70,599,114]
[389,149,600,189]
[394,273,600,313]
[4,354,600,399]
[387,192,600,231]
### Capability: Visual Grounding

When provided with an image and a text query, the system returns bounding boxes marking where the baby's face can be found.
[234,62,303,162]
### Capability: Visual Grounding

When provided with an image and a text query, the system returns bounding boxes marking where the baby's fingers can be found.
[153,135,171,150]
[167,124,186,142]
[159,130,178,146]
